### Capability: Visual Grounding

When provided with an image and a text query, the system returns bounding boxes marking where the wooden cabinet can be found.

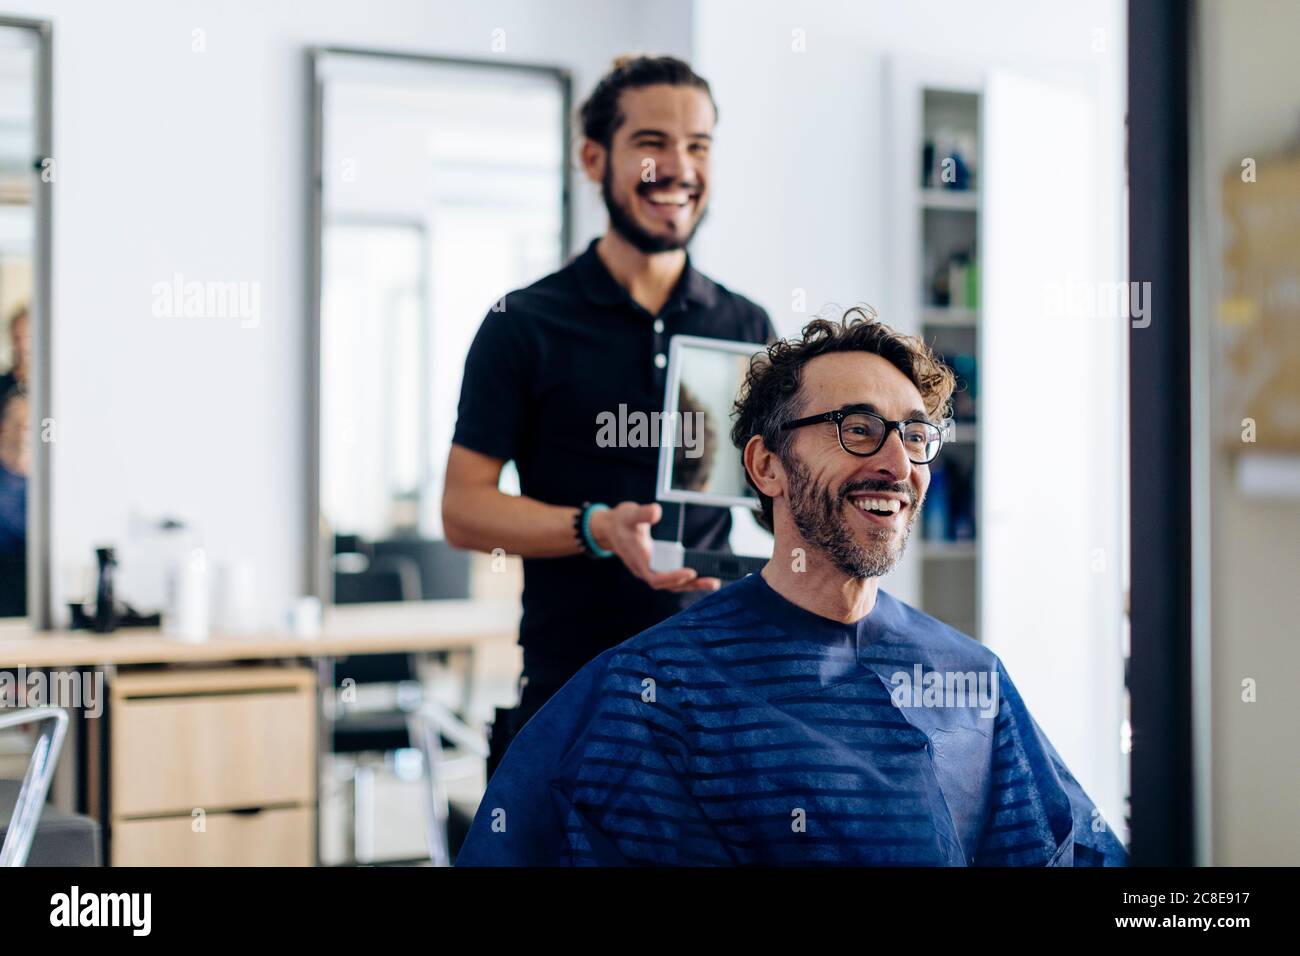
[113,806,313,866]
[107,667,317,866]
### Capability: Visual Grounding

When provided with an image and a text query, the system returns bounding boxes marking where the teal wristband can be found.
[581,503,613,558]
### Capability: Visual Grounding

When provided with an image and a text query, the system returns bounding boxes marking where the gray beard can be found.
[784,454,920,580]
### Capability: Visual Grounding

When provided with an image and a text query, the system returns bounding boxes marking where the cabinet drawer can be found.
[111,668,316,817]
[112,806,314,866]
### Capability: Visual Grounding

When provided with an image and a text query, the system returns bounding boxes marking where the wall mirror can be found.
[309,49,569,605]
[0,18,50,628]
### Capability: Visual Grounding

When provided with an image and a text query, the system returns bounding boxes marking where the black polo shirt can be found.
[452,238,775,676]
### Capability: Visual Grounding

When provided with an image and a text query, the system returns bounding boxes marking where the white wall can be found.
[0,0,688,623]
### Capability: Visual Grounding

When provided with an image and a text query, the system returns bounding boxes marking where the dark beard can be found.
[784,454,920,580]
[602,163,706,254]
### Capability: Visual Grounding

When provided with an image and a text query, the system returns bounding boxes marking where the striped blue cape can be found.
[457,572,1128,866]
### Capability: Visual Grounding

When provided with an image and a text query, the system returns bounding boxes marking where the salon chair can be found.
[325,535,481,863]
[327,652,482,865]
[332,534,420,604]
[332,535,471,604]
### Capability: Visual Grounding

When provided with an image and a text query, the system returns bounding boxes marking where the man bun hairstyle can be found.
[578,55,717,149]
[730,305,957,532]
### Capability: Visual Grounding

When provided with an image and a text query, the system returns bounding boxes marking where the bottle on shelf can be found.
[923,464,951,542]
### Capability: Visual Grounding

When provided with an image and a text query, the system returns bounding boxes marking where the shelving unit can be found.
[921,87,980,641]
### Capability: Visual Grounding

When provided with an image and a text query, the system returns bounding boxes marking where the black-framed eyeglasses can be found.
[780,405,947,464]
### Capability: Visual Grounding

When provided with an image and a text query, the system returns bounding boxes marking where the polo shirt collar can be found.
[573,237,718,311]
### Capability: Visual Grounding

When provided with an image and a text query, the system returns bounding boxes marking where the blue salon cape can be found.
[457,572,1127,866]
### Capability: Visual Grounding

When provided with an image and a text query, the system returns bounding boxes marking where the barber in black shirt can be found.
[443,56,774,774]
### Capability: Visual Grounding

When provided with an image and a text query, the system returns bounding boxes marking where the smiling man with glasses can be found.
[457,307,1127,867]
[772,399,944,579]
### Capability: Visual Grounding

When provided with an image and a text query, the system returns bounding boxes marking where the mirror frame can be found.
[655,334,766,511]
[0,17,54,630]
[305,46,572,604]
[1127,0,1196,865]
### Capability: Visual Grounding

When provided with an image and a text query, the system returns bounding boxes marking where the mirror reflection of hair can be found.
[672,382,717,492]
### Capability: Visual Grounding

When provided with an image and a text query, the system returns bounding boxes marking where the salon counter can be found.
[0,598,520,668]
[0,599,521,866]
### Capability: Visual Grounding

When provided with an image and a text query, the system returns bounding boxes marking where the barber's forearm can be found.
[443,486,583,559]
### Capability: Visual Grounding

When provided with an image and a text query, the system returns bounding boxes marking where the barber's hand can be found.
[589,502,721,593]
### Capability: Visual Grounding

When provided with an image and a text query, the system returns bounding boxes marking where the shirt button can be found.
[654,353,667,369]
[653,319,665,334]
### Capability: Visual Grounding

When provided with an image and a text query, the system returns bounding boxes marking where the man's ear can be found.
[743,434,786,503]
[579,138,606,185]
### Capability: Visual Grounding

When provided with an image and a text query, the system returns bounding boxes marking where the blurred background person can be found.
[0,386,29,617]
[0,305,29,397]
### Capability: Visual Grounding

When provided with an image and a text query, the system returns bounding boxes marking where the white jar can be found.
[164,547,210,643]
